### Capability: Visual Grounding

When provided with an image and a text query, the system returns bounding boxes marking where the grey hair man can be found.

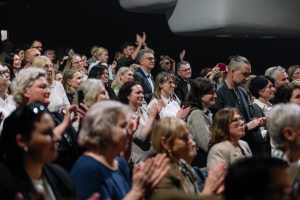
[267,103,300,164]
[134,48,155,103]
[264,66,289,88]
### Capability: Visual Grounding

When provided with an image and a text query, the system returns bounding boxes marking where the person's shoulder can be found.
[210,141,231,151]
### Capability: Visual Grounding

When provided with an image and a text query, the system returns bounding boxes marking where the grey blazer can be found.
[207,140,252,170]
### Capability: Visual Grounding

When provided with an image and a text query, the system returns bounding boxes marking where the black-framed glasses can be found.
[0,69,9,75]
[144,57,156,62]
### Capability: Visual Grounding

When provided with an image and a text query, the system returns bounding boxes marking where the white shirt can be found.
[148,96,181,118]
[48,81,70,112]
[253,99,272,116]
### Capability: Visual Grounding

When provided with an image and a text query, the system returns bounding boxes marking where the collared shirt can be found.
[253,99,272,116]
[140,67,154,92]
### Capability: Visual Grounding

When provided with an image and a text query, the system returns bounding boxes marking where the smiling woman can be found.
[0,104,74,199]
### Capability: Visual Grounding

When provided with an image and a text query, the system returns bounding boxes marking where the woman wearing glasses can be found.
[11,67,79,171]
[207,108,252,170]
[0,63,15,128]
[33,56,70,112]
[0,103,74,199]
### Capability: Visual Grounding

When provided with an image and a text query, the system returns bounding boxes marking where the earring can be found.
[24,146,28,152]
[167,149,173,159]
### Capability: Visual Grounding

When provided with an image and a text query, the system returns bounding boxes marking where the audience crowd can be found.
[1,33,300,200]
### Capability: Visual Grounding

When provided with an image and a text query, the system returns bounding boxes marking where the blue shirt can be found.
[71,155,131,200]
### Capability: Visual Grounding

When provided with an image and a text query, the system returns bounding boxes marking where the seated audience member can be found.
[287,64,300,82]
[55,70,63,83]
[5,52,22,81]
[88,64,117,100]
[273,83,300,105]
[75,79,109,108]
[134,48,156,103]
[152,55,176,78]
[248,75,274,157]
[88,47,109,73]
[71,100,169,200]
[264,66,289,88]
[225,157,291,200]
[148,72,190,119]
[175,61,193,104]
[15,47,26,67]
[183,77,216,168]
[33,56,70,112]
[150,118,225,199]
[11,67,79,171]
[207,108,252,170]
[64,54,87,81]
[267,103,300,164]
[62,69,83,104]
[0,104,74,199]
[24,48,41,68]
[0,63,15,129]
[118,81,159,163]
[87,45,99,65]
[111,67,134,96]
[116,33,146,71]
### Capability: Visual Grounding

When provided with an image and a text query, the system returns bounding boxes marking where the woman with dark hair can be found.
[5,52,22,81]
[248,75,275,116]
[0,103,74,199]
[183,77,216,168]
[248,75,274,157]
[118,81,159,163]
[88,64,117,100]
[207,108,252,170]
[273,83,300,105]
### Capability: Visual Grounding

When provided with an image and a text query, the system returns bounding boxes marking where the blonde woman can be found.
[32,56,70,112]
[88,47,109,74]
[111,67,134,96]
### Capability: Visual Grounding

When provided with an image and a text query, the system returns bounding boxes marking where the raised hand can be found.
[179,49,186,61]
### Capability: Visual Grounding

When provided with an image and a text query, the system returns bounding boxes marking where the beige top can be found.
[207,140,252,170]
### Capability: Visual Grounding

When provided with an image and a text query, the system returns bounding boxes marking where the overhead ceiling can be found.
[119,0,300,38]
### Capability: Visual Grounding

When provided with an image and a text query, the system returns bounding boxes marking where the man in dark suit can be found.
[175,61,192,105]
[134,48,156,103]
[212,55,265,150]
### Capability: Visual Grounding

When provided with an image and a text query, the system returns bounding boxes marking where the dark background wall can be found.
[1,0,300,76]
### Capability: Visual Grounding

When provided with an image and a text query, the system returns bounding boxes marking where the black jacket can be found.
[0,163,74,200]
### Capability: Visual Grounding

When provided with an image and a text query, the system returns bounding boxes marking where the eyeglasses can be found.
[0,69,9,75]
[34,53,41,57]
[164,61,170,65]
[178,68,191,72]
[144,57,156,62]
[231,117,244,124]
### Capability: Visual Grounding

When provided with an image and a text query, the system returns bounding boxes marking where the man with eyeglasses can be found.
[24,48,41,68]
[175,61,192,104]
[134,48,156,103]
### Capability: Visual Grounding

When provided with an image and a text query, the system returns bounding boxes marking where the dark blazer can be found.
[174,75,189,105]
[0,163,74,200]
[134,67,154,103]
[212,82,253,122]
